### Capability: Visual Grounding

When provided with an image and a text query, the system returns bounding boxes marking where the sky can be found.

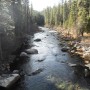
[29,0,62,11]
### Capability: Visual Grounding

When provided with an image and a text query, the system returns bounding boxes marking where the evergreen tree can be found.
[50,8,54,25]
[77,0,90,36]
[68,0,78,27]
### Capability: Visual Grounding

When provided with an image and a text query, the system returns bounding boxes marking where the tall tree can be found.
[77,0,90,36]
[68,0,78,27]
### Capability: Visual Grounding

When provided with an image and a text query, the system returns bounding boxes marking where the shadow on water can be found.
[11,76,61,90]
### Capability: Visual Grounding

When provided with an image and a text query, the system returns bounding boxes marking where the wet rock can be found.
[62,54,66,56]
[27,68,44,76]
[29,44,36,48]
[0,74,20,88]
[85,64,90,69]
[61,61,66,63]
[0,64,10,73]
[84,61,90,64]
[34,38,41,42]
[61,47,69,52]
[49,31,57,33]
[25,49,38,54]
[75,51,83,56]
[69,50,75,54]
[68,63,87,71]
[64,37,72,41]
[83,52,90,61]
[85,69,90,77]
[59,43,65,47]
[13,70,19,74]
[20,52,28,57]
[37,59,44,62]
[68,63,78,67]
[68,63,90,77]
[36,56,46,62]
[19,70,25,76]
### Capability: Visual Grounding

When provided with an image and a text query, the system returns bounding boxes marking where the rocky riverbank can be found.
[56,28,90,66]
[0,27,41,89]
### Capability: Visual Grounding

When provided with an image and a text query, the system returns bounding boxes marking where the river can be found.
[12,27,90,90]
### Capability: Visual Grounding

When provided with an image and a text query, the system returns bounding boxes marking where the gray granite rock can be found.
[25,49,38,54]
[0,74,20,88]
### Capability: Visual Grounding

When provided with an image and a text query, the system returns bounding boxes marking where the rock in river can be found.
[20,52,28,57]
[13,70,19,74]
[61,47,69,52]
[37,59,44,62]
[25,49,38,54]
[27,68,44,76]
[34,38,41,42]
[0,74,20,88]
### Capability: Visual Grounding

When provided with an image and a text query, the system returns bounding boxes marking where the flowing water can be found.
[12,27,90,90]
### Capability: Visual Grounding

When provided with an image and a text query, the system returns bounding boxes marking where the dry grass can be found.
[56,27,90,42]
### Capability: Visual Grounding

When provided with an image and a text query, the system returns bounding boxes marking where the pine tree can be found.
[63,0,69,28]
[50,8,54,25]
[55,3,61,25]
[77,0,90,36]
[68,0,78,28]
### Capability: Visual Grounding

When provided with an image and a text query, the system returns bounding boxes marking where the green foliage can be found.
[43,0,90,35]
[68,0,78,27]
[33,11,44,26]
[78,0,90,35]
[86,16,90,33]
[0,0,33,61]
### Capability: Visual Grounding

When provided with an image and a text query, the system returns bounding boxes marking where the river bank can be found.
[0,26,40,89]
[50,26,90,65]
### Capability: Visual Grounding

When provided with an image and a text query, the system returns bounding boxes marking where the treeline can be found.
[32,11,44,26]
[43,0,90,36]
[30,4,44,26]
[0,0,34,63]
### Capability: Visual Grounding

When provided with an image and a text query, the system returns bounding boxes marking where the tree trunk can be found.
[0,33,3,61]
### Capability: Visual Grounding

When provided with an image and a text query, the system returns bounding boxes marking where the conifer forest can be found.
[0,0,90,90]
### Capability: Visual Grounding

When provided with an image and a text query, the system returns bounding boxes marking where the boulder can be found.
[61,47,69,52]
[37,59,44,62]
[68,63,90,77]
[84,61,90,64]
[0,74,20,88]
[85,64,90,69]
[85,69,90,77]
[13,70,19,74]
[59,43,65,47]
[34,39,41,42]
[20,52,28,57]
[68,63,77,67]
[25,49,38,54]
[27,68,44,76]
[83,52,90,60]
[49,31,57,33]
